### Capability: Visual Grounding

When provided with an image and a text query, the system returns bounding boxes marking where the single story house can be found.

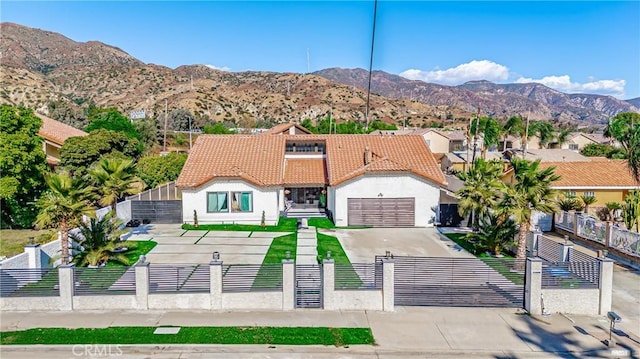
[176,134,447,227]
[261,123,313,135]
[35,113,88,165]
[371,128,475,154]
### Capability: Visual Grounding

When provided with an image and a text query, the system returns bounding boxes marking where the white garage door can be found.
[347,198,415,227]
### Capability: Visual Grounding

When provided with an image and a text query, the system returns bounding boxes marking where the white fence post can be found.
[559,239,573,262]
[135,261,150,310]
[322,259,335,310]
[382,258,395,312]
[24,244,42,269]
[282,259,295,310]
[210,259,222,310]
[597,258,614,315]
[524,258,542,315]
[58,264,75,311]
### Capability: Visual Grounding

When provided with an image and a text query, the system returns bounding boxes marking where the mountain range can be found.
[1,22,637,128]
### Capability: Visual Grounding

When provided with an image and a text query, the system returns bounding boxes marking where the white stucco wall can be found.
[330,174,441,227]
[74,295,137,310]
[222,292,284,310]
[1,297,62,311]
[541,288,600,315]
[148,293,211,310]
[181,180,280,225]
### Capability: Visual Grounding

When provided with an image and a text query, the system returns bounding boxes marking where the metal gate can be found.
[295,264,322,308]
[376,256,525,307]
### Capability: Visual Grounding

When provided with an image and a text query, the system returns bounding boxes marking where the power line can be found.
[364,0,378,131]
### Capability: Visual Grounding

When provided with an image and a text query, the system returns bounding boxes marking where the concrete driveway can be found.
[326,227,474,263]
[123,224,291,265]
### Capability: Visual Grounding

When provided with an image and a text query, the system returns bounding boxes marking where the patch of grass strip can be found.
[252,233,297,290]
[316,233,350,264]
[182,217,298,232]
[0,327,375,346]
[106,241,157,267]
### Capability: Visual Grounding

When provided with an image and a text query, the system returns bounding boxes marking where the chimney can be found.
[364,146,372,165]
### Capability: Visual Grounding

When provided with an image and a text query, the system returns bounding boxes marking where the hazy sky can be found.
[3,1,639,99]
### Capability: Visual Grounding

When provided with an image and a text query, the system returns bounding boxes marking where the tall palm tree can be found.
[36,172,95,265]
[501,159,560,258]
[502,116,524,151]
[89,158,144,217]
[604,112,640,182]
[471,117,501,159]
[555,128,572,149]
[529,121,556,149]
[455,158,505,229]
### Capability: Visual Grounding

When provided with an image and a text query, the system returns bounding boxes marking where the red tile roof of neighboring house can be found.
[35,113,87,145]
[177,134,446,189]
[283,159,327,186]
[539,160,639,188]
[261,123,312,135]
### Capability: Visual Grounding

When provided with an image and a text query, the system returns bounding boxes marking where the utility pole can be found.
[163,99,168,152]
[471,106,480,166]
[364,0,378,132]
[523,115,530,160]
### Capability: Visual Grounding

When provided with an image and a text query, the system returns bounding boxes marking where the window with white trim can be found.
[565,191,576,197]
[568,144,579,150]
[583,191,595,198]
[231,192,253,212]
[207,192,229,213]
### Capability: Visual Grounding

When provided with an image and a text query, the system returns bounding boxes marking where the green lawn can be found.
[307,218,371,230]
[316,233,350,264]
[182,217,298,232]
[106,240,158,267]
[0,229,56,258]
[0,326,375,346]
[444,233,524,285]
[251,233,297,290]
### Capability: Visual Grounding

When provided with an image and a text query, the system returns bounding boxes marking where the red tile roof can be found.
[539,160,639,188]
[177,134,446,189]
[261,123,312,135]
[284,159,327,185]
[35,113,87,145]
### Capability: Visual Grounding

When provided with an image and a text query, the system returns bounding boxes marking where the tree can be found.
[134,117,161,153]
[0,105,47,228]
[167,108,195,132]
[501,159,560,258]
[558,194,581,211]
[47,100,88,129]
[36,172,95,264]
[59,129,142,175]
[554,128,572,148]
[465,213,517,256]
[89,158,143,216]
[367,120,397,132]
[580,195,597,215]
[136,152,187,189]
[85,109,140,140]
[203,122,235,134]
[455,159,505,229]
[529,121,556,149]
[580,143,626,159]
[70,212,130,267]
[470,117,501,159]
[502,116,524,151]
[605,112,640,182]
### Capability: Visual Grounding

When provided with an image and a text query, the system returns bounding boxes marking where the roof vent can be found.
[364,146,372,165]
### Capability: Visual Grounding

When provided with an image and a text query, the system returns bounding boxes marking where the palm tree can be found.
[36,172,95,265]
[529,121,556,149]
[555,128,572,149]
[471,117,501,159]
[501,159,560,258]
[580,195,597,215]
[71,212,130,267]
[455,158,505,229]
[465,212,517,256]
[605,112,640,182]
[502,116,524,151]
[89,158,143,217]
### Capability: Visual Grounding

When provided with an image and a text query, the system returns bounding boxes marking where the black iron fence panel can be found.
[295,264,322,308]
[222,264,282,292]
[74,267,136,296]
[541,261,600,289]
[335,263,381,290]
[375,256,525,307]
[0,268,60,297]
[149,265,209,293]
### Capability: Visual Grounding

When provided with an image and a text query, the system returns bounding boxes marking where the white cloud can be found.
[515,75,625,98]
[204,64,230,71]
[399,60,509,85]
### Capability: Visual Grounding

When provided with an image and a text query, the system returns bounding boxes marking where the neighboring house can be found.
[176,134,447,227]
[441,151,506,173]
[261,123,313,135]
[371,128,474,154]
[538,160,639,207]
[548,132,598,151]
[501,135,542,151]
[35,113,88,165]
[502,148,592,184]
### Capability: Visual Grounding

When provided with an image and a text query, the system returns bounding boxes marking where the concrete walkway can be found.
[296,227,318,264]
[1,307,638,358]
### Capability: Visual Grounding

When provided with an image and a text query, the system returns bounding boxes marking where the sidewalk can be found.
[1,307,638,358]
